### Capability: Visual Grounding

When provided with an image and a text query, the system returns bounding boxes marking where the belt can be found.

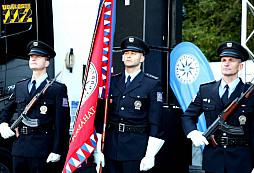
[107,121,147,133]
[20,126,49,135]
[215,137,249,147]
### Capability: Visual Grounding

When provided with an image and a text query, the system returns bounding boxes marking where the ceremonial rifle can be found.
[203,81,254,147]
[10,71,62,130]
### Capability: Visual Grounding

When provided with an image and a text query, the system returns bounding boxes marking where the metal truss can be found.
[241,0,254,82]
[241,0,254,60]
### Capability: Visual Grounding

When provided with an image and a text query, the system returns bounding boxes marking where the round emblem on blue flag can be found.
[175,54,199,84]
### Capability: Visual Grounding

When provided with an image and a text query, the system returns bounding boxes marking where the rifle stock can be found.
[210,135,218,148]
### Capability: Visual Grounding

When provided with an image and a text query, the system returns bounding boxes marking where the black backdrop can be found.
[113,0,182,106]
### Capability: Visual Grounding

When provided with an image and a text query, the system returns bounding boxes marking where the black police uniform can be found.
[104,71,164,159]
[95,36,164,173]
[0,41,70,173]
[181,41,254,173]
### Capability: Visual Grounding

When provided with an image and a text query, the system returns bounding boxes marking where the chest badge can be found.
[40,105,48,114]
[239,115,246,125]
[134,100,142,110]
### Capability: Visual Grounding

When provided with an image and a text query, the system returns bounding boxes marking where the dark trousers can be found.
[205,170,227,173]
[13,156,47,173]
[105,157,141,173]
[205,167,227,173]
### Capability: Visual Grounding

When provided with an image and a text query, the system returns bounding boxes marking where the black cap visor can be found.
[28,49,50,57]
[122,46,144,54]
[220,50,244,61]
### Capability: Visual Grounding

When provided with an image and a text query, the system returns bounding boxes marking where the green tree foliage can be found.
[182,0,243,61]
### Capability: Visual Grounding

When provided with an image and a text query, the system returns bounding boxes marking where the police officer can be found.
[93,36,165,173]
[0,41,70,173]
[181,41,254,173]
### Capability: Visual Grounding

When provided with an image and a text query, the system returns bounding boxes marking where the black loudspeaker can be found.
[113,0,182,105]
[149,108,191,173]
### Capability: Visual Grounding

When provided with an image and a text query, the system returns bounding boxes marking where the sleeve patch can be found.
[157,92,163,102]
[62,98,69,107]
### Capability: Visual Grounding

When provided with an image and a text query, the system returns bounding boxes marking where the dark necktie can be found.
[30,80,36,96]
[221,84,229,105]
[125,75,131,88]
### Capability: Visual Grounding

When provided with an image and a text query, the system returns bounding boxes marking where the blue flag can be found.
[169,42,215,150]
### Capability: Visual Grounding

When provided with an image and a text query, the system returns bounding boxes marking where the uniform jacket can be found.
[97,71,164,161]
[182,79,254,173]
[0,77,70,157]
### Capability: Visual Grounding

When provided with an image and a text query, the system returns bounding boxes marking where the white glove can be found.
[0,122,15,139]
[46,152,61,163]
[187,130,209,147]
[251,168,254,173]
[93,133,105,173]
[140,136,165,171]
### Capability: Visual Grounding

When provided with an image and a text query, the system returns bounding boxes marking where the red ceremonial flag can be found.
[63,0,115,172]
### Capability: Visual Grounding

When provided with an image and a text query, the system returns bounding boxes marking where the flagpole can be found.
[63,0,115,172]
[70,0,106,144]
[101,98,108,153]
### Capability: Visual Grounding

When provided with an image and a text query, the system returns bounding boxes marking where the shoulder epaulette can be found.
[144,73,158,80]
[200,80,216,86]
[54,80,64,85]
[246,82,253,86]
[113,73,122,77]
[16,78,30,83]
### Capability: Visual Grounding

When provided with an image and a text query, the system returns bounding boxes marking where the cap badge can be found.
[226,43,232,47]
[33,42,38,47]
[129,38,134,42]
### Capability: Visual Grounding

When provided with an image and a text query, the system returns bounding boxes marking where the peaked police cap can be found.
[216,41,249,61]
[27,40,56,58]
[121,36,150,55]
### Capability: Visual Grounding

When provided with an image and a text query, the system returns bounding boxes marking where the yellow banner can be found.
[2,4,32,24]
